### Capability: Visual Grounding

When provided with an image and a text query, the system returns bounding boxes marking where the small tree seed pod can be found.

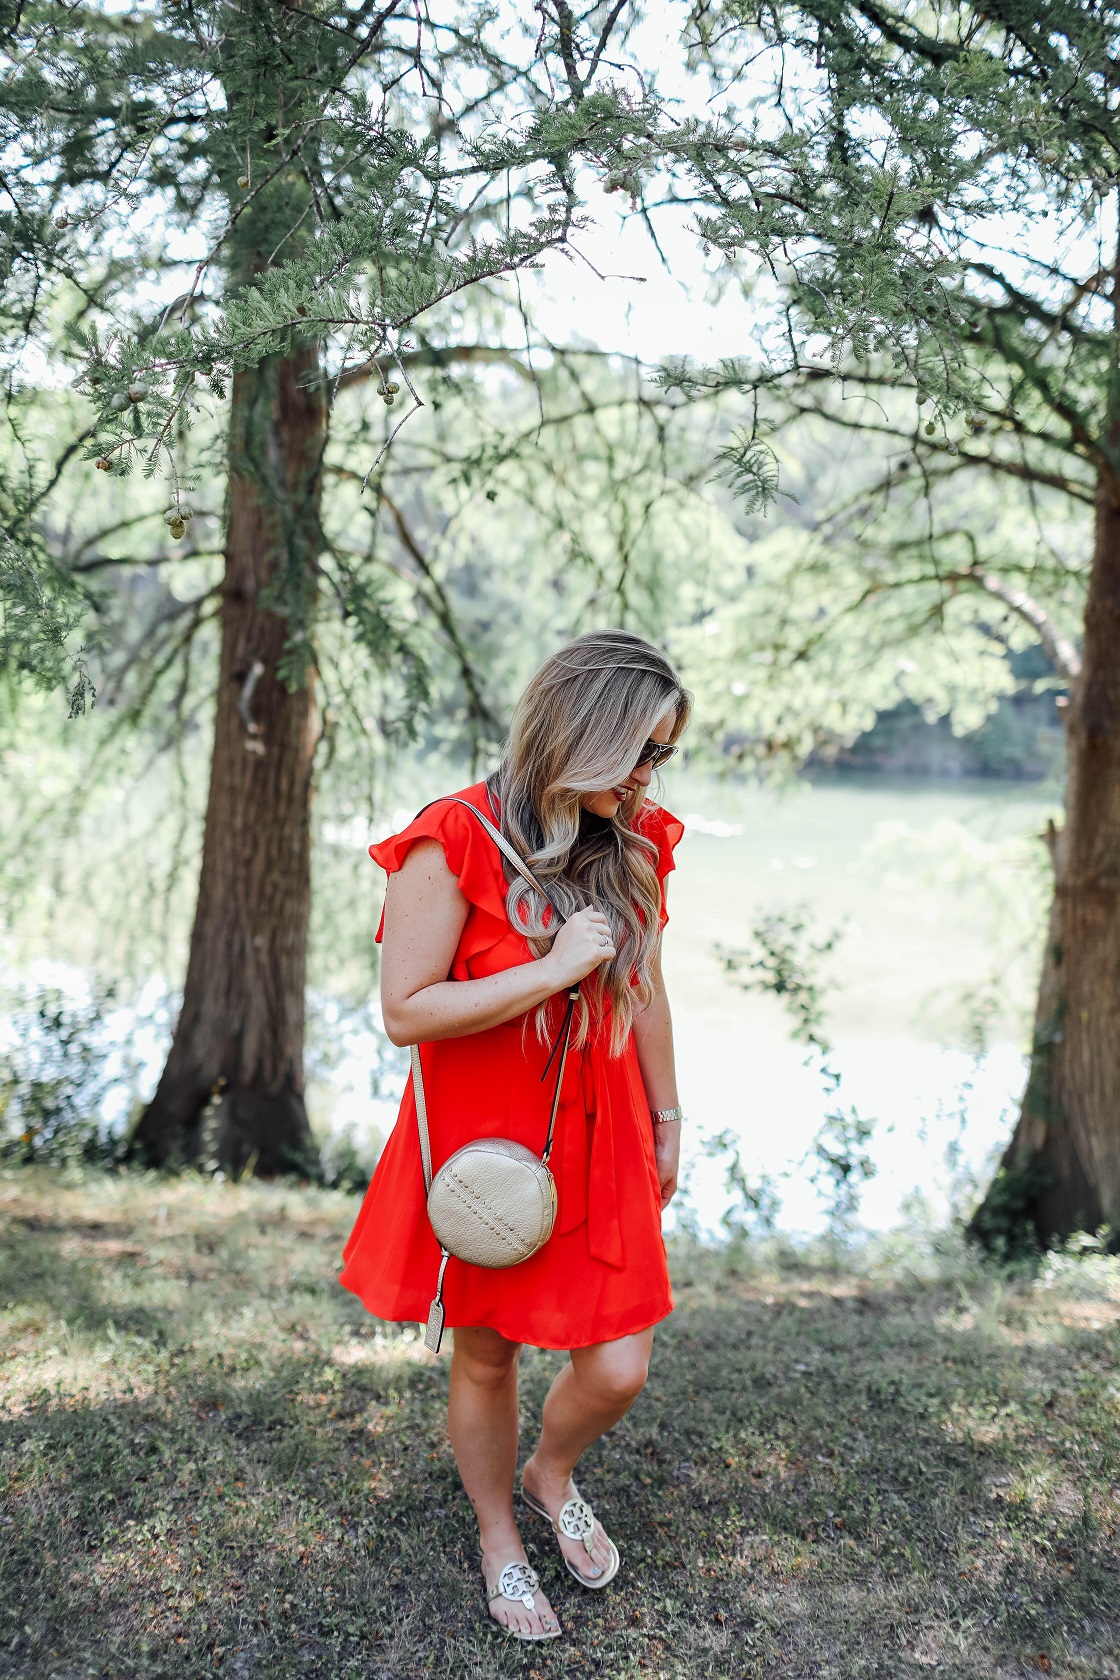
[375,384,388,397]
[924,420,936,436]
[111,392,130,411]
[386,382,400,394]
[169,519,186,539]
[128,384,149,403]
[383,393,395,406]
[95,458,111,471]
[237,175,250,188]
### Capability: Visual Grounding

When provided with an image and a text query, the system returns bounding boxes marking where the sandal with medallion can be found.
[521,1480,621,1590]
[485,1558,562,1642]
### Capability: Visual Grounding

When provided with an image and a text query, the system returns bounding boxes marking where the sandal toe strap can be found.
[490,1560,540,1610]
[556,1493,597,1556]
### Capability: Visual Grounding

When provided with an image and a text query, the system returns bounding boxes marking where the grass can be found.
[1,1168,1118,1680]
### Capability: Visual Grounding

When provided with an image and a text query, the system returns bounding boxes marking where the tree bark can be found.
[972,455,1120,1250]
[130,345,326,1176]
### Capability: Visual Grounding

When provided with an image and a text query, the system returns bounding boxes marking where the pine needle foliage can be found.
[4,0,1116,702]
[0,2,680,683]
[677,0,1119,520]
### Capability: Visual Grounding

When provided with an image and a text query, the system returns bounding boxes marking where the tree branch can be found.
[335,342,539,392]
[961,564,1082,683]
[377,491,501,738]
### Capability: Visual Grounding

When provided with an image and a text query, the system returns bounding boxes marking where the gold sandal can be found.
[485,1560,561,1642]
[521,1481,621,1590]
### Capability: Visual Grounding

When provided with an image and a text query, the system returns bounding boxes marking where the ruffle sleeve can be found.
[635,801,685,929]
[369,793,511,958]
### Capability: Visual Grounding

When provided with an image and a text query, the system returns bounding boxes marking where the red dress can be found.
[338,783,685,1350]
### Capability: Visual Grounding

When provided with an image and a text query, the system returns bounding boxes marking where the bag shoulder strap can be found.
[437,794,567,922]
[410,1043,435,1190]
[407,794,577,1192]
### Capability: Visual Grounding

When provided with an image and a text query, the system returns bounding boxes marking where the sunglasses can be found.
[633,738,678,771]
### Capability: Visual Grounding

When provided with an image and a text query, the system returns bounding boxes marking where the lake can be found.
[323,769,1061,1239]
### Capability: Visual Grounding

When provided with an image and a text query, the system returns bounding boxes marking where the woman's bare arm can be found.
[631,948,679,1110]
[379,837,616,1046]
[631,946,681,1207]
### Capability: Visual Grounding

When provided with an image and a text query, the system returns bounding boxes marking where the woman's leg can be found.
[448,1326,559,1636]
[522,1327,654,1578]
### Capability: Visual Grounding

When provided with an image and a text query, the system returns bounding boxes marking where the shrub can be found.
[0,985,143,1165]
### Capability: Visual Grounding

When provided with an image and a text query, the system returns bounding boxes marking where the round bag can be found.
[407,796,583,1352]
[427,1138,557,1268]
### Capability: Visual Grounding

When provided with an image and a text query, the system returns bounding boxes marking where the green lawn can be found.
[2,1168,1117,1679]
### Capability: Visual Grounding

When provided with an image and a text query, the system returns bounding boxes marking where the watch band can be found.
[651,1106,683,1125]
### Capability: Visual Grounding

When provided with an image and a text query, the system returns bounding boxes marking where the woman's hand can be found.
[544,907,616,988]
[653,1120,680,1208]
[381,840,598,1045]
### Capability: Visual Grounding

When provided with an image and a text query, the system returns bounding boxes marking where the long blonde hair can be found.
[486,630,691,1056]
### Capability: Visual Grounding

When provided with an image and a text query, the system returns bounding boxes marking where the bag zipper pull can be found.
[424,1247,451,1353]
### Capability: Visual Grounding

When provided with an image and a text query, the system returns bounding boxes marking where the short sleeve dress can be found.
[338,781,685,1350]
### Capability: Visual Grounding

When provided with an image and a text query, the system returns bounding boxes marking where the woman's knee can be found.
[451,1326,521,1389]
[575,1338,651,1407]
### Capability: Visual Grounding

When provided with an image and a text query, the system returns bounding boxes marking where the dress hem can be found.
[338,1275,674,1350]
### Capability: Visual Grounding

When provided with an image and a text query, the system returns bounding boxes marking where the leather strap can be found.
[411,1042,435,1192]
[407,796,580,1193]
[443,796,569,924]
[540,985,579,1167]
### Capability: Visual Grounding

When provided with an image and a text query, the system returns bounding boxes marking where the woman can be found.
[339,629,689,1642]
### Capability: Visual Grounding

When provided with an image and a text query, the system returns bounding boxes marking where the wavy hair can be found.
[485,630,691,1056]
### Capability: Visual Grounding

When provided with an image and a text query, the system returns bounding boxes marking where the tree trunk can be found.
[130,345,327,1176]
[972,456,1120,1251]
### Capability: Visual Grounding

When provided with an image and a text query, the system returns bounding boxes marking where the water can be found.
[655,769,1058,1235]
[8,771,1060,1238]
[319,770,1060,1237]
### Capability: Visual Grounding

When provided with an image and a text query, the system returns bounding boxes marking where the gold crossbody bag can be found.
[410,798,580,1353]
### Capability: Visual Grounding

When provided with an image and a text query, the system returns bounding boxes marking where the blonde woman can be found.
[340,630,689,1641]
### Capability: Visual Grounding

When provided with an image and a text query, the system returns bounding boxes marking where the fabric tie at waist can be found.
[555,1047,624,1269]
